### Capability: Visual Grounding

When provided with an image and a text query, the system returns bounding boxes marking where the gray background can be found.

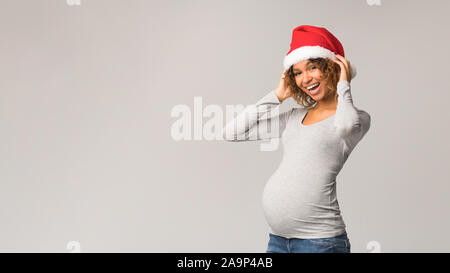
[1,0,449,252]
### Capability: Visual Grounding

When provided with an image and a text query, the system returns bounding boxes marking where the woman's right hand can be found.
[275,70,293,103]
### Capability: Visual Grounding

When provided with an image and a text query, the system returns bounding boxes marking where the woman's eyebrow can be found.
[293,61,312,71]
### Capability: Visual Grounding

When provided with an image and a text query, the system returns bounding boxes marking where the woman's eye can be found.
[294,66,315,76]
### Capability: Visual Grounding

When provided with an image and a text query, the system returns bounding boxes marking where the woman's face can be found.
[292,59,329,101]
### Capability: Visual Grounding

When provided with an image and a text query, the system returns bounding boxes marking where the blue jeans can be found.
[266,231,351,253]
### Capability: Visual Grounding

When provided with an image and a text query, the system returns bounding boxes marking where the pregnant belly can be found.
[262,179,311,226]
[261,174,342,236]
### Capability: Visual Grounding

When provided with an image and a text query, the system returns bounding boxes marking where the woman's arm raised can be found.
[333,80,371,139]
[332,55,371,139]
[222,71,294,142]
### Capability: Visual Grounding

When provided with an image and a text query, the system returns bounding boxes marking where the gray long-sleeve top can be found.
[222,80,371,239]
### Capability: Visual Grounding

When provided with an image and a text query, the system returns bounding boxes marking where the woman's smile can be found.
[306,82,321,95]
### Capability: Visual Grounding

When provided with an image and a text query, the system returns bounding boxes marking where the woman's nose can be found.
[304,71,313,83]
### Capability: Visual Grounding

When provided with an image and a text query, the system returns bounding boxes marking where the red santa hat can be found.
[283,25,357,79]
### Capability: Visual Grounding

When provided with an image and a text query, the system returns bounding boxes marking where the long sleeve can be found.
[221,90,295,142]
[333,80,371,139]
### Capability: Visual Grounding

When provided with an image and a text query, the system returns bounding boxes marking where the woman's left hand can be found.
[332,54,352,83]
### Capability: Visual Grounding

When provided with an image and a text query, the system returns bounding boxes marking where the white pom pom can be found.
[350,64,357,79]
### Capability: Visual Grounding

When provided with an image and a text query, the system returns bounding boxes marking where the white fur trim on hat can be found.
[283,45,357,79]
[350,64,357,79]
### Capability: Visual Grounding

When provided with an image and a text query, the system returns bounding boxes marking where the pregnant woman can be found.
[222,25,371,253]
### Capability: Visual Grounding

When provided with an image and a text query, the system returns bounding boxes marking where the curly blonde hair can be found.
[285,57,341,109]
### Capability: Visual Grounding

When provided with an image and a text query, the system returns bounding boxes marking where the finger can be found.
[335,54,349,70]
[332,59,346,78]
[335,59,349,78]
[335,54,348,65]
[335,54,347,63]
[333,57,343,63]
[332,59,344,67]
[336,55,350,73]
